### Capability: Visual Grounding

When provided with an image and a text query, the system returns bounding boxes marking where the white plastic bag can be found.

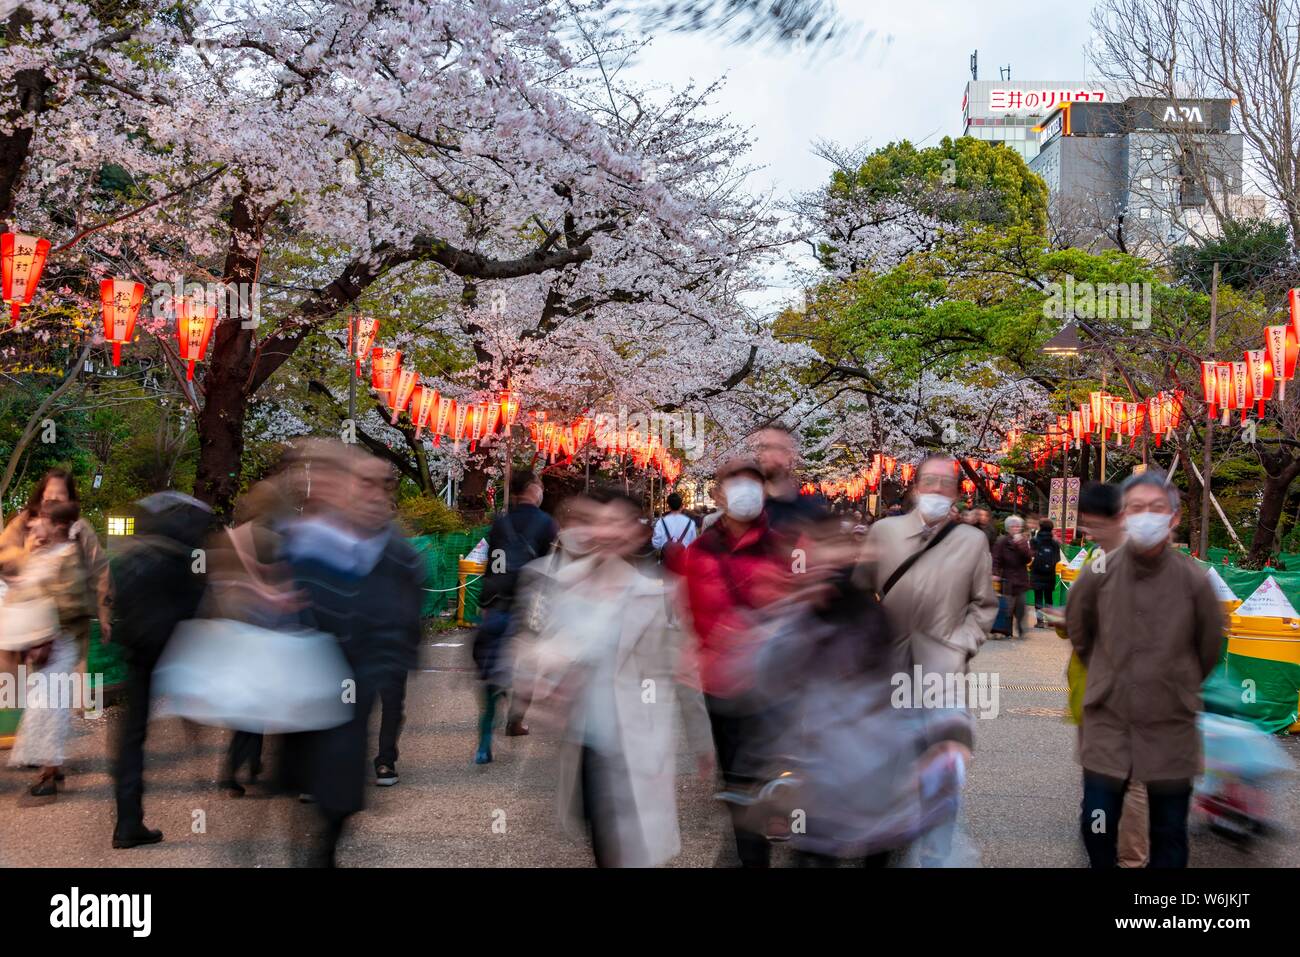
[152,618,354,733]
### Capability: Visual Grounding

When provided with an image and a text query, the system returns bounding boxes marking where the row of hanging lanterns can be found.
[4,229,222,375]
[524,411,683,483]
[1024,389,1186,468]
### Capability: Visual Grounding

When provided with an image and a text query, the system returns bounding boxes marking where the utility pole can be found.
[1199,262,1219,558]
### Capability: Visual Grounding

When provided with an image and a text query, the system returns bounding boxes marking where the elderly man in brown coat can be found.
[1067,470,1223,868]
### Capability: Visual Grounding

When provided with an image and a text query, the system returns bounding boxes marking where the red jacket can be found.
[681,515,789,698]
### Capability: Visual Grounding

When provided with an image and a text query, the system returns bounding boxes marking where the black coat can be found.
[1028,532,1061,589]
[284,527,425,816]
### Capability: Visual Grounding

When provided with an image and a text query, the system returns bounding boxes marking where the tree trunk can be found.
[1246,452,1300,567]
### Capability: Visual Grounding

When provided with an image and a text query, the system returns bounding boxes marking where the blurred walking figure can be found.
[991,516,1033,638]
[682,457,789,867]
[4,502,91,797]
[200,479,303,796]
[0,468,112,649]
[754,519,972,866]
[860,453,996,866]
[109,491,214,848]
[1028,519,1061,627]
[517,488,694,867]
[862,454,997,678]
[750,425,826,536]
[1067,471,1223,868]
[473,469,557,764]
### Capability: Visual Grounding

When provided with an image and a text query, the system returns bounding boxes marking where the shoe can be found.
[504,718,529,737]
[474,745,493,765]
[112,824,163,849]
[375,765,398,787]
[29,776,57,797]
[219,779,245,797]
[298,793,316,804]
[54,770,65,782]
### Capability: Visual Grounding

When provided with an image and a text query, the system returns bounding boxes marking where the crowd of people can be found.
[0,427,1228,868]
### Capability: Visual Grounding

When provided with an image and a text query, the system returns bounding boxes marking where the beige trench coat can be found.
[862,511,998,677]
[513,554,687,868]
[1067,545,1223,782]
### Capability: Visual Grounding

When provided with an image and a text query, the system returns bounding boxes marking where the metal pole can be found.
[1100,368,1107,482]
[347,318,357,424]
[1199,262,1218,558]
[503,426,512,511]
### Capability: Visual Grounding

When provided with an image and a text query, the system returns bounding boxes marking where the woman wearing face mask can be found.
[681,458,790,868]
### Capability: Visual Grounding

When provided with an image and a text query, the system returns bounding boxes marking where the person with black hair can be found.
[651,491,697,571]
[1028,519,1061,628]
[472,468,557,763]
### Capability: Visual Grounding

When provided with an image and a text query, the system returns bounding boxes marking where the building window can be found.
[1141,177,1152,189]
[107,516,135,536]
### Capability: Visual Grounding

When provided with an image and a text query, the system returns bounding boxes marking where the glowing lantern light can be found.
[1290,288,1300,340]
[1245,348,1273,417]
[1,232,51,327]
[371,348,401,404]
[412,386,439,438]
[432,395,454,445]
[453,401,469,447]
[498,389,520,432]
[1266,325,1298,401]
[347,317,379,377]
[1233,360,1252,424]
[388,369,418,424]
[1201,360,1219,419]
[100,279,144,366]
[1216,362,1235,425]
[174,294,218,380]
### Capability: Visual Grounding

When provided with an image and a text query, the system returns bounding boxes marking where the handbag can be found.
[0,597,59,651]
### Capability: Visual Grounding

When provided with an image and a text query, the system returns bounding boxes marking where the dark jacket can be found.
[284,524,425,816]
[479,504,557,610]
[1028,531,1061,589]
[109,494,214,665]
[991,533,1033,595]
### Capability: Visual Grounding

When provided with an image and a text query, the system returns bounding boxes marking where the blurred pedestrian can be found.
[277,443,424,865]
[473,469,557,763]
[753,519,972,867]
[991,516,1033,638]
[5,501,91,797]
[682,457,789,867]
[749,425,826,537]
[109,491,214,848]
[516,488,695,867]
[1067,470,1223,868]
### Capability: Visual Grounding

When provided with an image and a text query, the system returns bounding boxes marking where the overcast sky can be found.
[622,0,1101,310]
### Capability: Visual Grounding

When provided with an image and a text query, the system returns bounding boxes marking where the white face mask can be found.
[1125,512,1171,551]
[917,493,953,523]
[723,478,764,522]
[559,527,596,556]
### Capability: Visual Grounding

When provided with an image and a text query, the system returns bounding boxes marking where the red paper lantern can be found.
[100,279,144,366]
[1245,348,1273,417]
[388,369,418,424]
[1,232,51,327]
[347,317,379,377]
[1233,360,1252,424]
[175,295,217,380]
[498,389,520,430]
[1216,362,1234,425]
[453,399,470,446]
[412,386,439,438]
[1200,360,1219,418]
[371,348,402,403]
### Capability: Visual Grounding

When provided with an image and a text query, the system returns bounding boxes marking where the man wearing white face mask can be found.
[1067,470,1223,868]
[863,454,999,679]
[682,457,789,867]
